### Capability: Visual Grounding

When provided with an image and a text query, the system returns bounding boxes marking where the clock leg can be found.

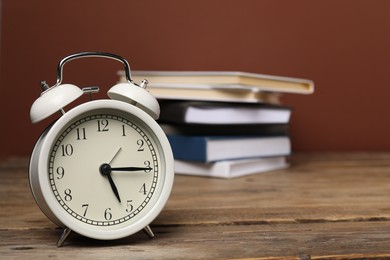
[57,227,72,247]
[143,225,154,239]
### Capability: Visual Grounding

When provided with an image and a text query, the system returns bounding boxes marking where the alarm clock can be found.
[29,52,174,246]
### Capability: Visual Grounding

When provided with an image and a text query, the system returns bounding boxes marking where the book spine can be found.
[158,102,189,124]
[167,135,208,162]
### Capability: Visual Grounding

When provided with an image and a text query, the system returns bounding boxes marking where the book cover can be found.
[129,70,314,94]
[158,101,292,125]
[174,156,289,178]
[167,135,291,162]
[140,85,282,103]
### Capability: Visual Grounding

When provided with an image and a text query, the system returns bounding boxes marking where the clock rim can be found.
[30,99,174,240]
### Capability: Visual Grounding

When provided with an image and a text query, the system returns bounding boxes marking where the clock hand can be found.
[107,148,152,172]
[100,163,121,203]
[98,147,123,202]
[106,173,121,203]
[109,147,122,164]
[110,166,153,172]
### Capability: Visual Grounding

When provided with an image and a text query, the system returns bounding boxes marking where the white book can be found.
[184,104,291,124]
[174,156,289,178]
[159,101,291,125]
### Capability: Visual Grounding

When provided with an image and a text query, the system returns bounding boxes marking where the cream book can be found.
[143,86,282,104]
[127,71,314,94]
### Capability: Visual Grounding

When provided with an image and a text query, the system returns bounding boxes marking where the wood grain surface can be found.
[1,153,390,259]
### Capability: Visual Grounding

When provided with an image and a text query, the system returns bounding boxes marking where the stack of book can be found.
[119,71,314,178]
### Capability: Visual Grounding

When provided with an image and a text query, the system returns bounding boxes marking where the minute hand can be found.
[110,166,152,172]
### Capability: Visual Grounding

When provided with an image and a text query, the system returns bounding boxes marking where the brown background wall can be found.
[1,0,390,158]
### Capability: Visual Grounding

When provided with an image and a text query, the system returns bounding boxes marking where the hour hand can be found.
[106,174,121,202]
[100,163,121,202]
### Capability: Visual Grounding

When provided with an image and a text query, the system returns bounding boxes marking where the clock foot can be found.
[57,227,72,247]
[143,225,154,239]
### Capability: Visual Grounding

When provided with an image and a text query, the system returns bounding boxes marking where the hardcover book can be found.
[160,123,289,136]
[158,101,292,125]
[167,135,291,162]
[174,156,289,178]
[138,85,282,103]
[130,71,314,94]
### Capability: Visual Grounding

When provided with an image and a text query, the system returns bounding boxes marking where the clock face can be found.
[31,100,174,239]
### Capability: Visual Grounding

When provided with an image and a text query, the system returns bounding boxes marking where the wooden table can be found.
[1,153,390,259]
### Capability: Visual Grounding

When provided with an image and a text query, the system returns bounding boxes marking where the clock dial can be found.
[30,99,174,240]
[48,111,163,229]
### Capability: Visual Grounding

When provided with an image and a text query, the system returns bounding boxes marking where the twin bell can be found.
[30,52,160,124]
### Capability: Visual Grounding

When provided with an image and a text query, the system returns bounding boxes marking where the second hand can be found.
[109,147,122,165]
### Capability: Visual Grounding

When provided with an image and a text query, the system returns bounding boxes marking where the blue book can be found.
[167,135,291,162]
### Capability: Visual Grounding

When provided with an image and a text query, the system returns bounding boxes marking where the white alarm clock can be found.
[29,52,174,246]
